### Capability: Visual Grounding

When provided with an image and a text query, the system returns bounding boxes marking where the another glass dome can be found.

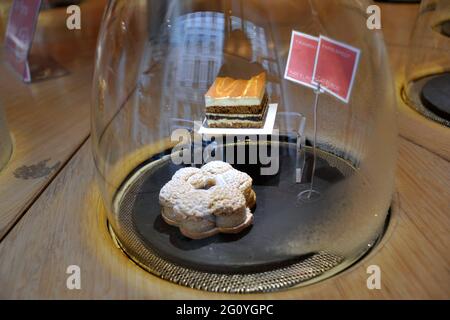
[92,0,397,293]
[403,0,450,126]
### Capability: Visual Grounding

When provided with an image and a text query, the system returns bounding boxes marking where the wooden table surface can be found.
[0,0,106,240]
[0,2,448,299]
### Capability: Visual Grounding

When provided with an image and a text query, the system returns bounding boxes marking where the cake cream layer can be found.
[206,114,265,121]
[206,93,268,114]
[207,119,265,128]
[205,72,266,107]
[206,102,269,129]
[206,100,268,122]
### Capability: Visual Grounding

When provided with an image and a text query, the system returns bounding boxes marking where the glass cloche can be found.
[403,0,450,127]
[92,0,397,293]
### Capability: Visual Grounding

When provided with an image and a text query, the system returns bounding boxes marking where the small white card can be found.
[197,103,278,136]
[284,31,361,104]
[284,31,319,89]
[312,35,361,103]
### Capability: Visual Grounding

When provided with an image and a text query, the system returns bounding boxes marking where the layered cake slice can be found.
[205,72,268,128]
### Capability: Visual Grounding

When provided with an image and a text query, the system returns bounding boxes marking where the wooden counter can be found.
[0,0,106,240]
[0,2,448,299]
[0,137,448,299]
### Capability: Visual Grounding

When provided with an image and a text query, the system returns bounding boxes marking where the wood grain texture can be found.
[0,1,449,300]
[0,137,448,299]
[0,1,106,239]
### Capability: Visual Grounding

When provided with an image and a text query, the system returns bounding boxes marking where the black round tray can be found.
[110,140,391,292]
[441,20,450,38]
[421,73,450,122]
[128,143,352,274]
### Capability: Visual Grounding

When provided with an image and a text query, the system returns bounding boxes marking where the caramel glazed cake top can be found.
[205,72,266,114]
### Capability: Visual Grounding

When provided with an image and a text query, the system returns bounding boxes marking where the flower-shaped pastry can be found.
[159,161,255,239]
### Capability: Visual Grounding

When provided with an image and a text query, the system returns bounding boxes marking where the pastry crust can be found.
[187,172,216,189]
[158,161,256,239]
[179,209,254,240]
[172,167,201,181]
[159,180,194,220]
[201,161,233,175]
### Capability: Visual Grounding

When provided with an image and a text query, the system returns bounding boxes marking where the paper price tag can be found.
[312,36,361,103]
[284,31,319,89]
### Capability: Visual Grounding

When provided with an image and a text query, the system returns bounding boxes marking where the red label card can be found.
[284,31,319,89]
[312,36,361,103]
[4,0,42,82]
